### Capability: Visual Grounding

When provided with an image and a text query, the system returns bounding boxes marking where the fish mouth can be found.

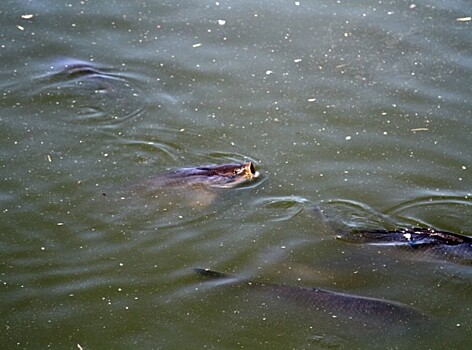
[210,162,260,188]
[241,162,259,179]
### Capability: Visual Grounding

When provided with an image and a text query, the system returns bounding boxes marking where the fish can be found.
[194,268,425,328]
[105,162,260,208]
[337,227,472,265]
[145,162,259,190]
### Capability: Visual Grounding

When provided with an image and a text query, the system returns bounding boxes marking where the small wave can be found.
[251,196,310,222]
[321,196,472,233]
[29,58,149,126]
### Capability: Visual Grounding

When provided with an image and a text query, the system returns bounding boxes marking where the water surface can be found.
[1,1,471,349]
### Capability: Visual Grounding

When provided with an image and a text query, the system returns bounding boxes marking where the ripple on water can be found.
[250,195,310,222]
[28,58,149,126]
[322,195,472,232]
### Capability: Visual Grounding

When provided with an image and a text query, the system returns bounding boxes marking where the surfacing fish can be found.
[146,162,259,190]
[337,227,472,265]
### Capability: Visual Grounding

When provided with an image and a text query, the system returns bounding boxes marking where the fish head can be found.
[204,162,260,188]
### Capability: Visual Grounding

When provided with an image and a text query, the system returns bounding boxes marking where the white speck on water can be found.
[21,14,34,19]
[456,17,471,22]
[192,43,202,48]
[217,19,226,25]
[265,70,273,75]
[40,246,45,251]
[294,58,302,63]
[345,135,352,140]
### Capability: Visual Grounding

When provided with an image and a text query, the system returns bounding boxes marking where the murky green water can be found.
[1,1,471,349]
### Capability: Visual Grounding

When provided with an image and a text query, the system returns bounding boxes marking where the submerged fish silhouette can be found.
[194,268,425,328]
[338,227,472,265]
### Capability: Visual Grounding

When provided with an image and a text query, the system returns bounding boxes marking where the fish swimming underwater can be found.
[194,268,425,329]
[337,227,472,265]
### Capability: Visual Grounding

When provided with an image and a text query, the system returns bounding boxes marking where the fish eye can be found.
[235,165,245,175]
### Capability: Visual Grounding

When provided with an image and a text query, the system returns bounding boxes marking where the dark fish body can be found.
[194,268,425,327]
[339,227,472,265]
[56,62,104,78]
[146,162,259,189]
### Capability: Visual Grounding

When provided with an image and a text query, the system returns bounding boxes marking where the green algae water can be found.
[1,1,471,349]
